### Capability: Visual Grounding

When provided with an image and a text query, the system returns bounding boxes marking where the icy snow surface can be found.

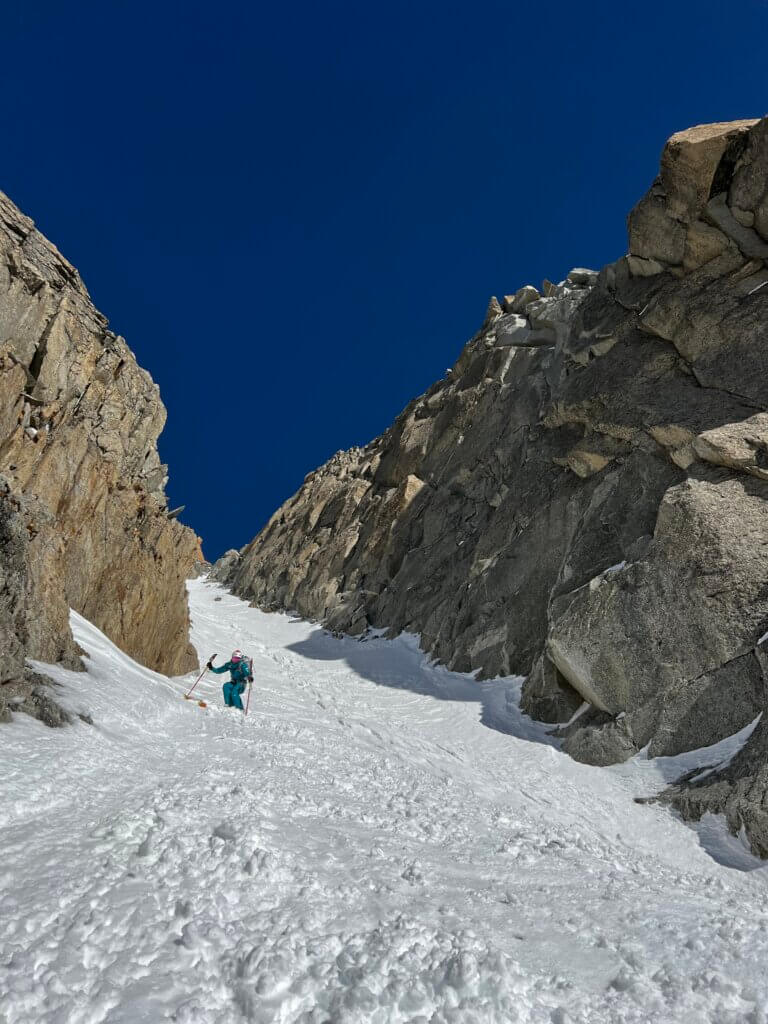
[4,579,768,1023]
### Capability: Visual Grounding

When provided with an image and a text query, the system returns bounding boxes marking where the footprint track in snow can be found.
[3,580,768,1023]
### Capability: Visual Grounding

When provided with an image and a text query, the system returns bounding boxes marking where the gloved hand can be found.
[206,658,214,670]
[248,675,254,683]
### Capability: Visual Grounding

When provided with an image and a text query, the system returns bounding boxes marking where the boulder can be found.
[567,268,599,287]
[693,413,768,480]
[628,120,759,265]
[547,473,768,721]
[660,119,758,221]
[640,651,767,759]
[682,220,730,272]
[561,715,637,766]
[627,189,686,265]
[731,207,755,227]
[482,296,503,325]
[627,255,666,277]
[210,548,242,584]
[703,193,768,260]
[502,285,540,314]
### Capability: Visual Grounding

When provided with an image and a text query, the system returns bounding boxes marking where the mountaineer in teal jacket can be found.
[207,649,252,710]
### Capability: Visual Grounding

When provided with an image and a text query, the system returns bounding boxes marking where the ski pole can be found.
[185,654,215,699]
[244,658,253,716]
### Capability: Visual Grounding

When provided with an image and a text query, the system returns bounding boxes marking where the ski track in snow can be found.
[3,579,768,1023]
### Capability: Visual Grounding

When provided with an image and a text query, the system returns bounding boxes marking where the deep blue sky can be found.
[2,2,766,558]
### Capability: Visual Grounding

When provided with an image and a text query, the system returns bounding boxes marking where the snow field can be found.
[2,578,768,1022]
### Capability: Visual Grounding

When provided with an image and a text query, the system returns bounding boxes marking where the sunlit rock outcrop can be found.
[226,118,768,852]
[0,191,199,721]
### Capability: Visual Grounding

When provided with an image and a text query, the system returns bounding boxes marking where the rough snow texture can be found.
[0,188,199,717]
[5,579,768,1023]
[225,118,768,850]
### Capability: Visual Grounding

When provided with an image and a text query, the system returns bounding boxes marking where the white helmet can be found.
[231,649,243,662]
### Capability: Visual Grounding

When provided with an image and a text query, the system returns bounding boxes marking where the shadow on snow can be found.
[286,621,767,874]
[285,625,559,748]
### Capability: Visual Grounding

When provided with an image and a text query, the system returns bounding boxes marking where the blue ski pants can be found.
[223,681,246,709]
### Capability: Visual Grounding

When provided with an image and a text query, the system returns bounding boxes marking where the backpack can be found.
[233,657,252,683]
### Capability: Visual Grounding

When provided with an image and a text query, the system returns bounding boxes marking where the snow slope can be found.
[3,578,768,1023]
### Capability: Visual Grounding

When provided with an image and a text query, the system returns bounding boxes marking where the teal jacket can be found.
[210,659,250,684]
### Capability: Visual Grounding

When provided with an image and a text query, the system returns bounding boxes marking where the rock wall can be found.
[0,189,199,720]
[227,118,768,851]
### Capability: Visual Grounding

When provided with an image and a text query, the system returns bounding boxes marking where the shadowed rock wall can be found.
[225,118,768,852]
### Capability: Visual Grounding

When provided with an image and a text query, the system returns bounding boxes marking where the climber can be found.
[207,649,253,710]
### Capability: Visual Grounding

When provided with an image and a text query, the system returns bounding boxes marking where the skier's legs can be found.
[231,682,245,711]
[223,681,234,706]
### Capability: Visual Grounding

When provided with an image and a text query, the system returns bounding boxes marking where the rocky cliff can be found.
[0,190,199,722]
[225,118,768,852]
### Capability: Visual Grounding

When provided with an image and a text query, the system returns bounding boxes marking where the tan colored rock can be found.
[554,450,612,478]
[682,219,730,272]
[627,255,666,277]
[0,189,198,703]
[693,414,768,480]
[649,424,696,449]
[660,119,758,220]
[502,285,539,314]
[649,425,699,470]
[628,190,686,265]
[588,336,618,359]
[629,120,759,267]
[483,296,503,325]
[669,444,697,470]
[399,474,426,508]
[730,259,765,284]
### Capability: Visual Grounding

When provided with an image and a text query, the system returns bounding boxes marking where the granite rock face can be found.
[0,190,199,720]
[229,118,768,852]
[210,548,241,583]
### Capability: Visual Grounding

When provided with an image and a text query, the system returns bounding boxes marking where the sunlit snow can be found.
[2,578,768,1023]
